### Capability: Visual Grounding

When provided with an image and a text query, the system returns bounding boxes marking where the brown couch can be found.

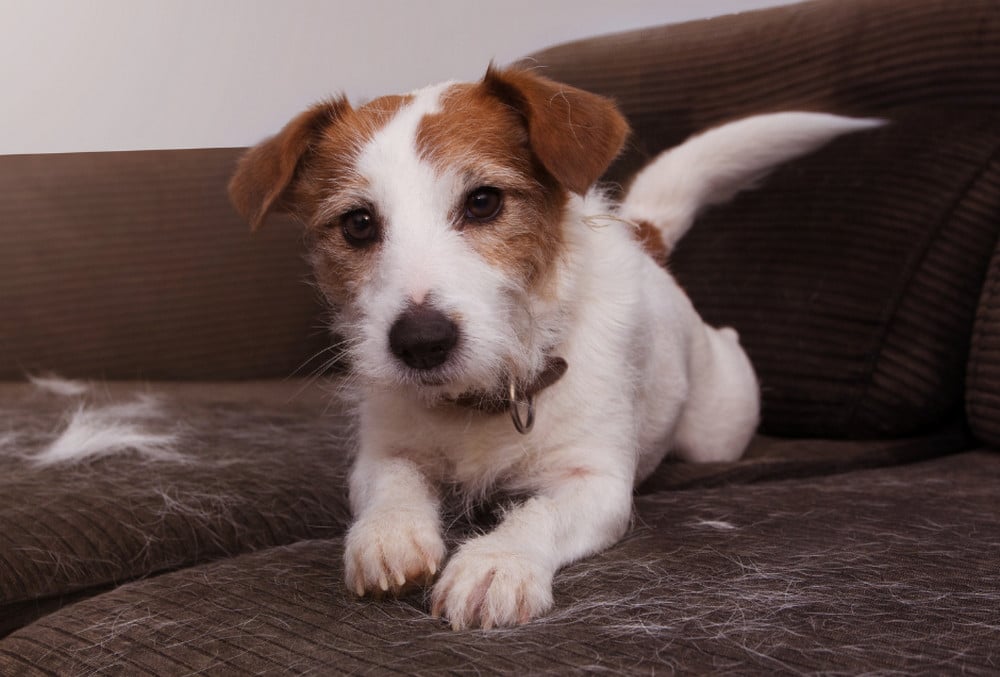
[2,0,999,672]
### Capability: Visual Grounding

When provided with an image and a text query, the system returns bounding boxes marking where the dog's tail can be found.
[619,112,885,253]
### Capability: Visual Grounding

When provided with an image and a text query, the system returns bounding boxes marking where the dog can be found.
[229,65,881,630]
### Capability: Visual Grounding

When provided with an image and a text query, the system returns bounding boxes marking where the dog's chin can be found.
[356,345,529,404]
[412,373,450,387]
[383,360,503,405]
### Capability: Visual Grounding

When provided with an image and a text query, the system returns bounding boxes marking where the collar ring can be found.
[508,379,535,434]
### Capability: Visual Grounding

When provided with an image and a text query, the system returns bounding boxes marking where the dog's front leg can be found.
[344,452,446,597]
[431,467,633,630]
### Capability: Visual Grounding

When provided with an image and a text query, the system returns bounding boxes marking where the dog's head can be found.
[230,66,628,400]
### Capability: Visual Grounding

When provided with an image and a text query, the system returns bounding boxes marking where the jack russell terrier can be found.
[229,65,881,630]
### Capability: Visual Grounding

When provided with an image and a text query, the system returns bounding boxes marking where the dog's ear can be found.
[482,65,629,195]
[229,97,350,230]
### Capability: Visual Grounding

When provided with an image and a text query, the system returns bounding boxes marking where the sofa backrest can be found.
[527,0,1000,439]
[3,0,999,446]
[0,149,327,380]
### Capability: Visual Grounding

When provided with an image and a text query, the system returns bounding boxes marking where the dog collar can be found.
[448,356,568,434]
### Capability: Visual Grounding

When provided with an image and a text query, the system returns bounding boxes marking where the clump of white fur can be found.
[28,374,91,397]
[31,395,183,467]
[23,375,186,467]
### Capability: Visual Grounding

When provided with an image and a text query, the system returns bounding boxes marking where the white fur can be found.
[334,100,880,629]
[620,112,885,249]
[28,374,91,397]
[30,394,185,466]
[0,431,18,452]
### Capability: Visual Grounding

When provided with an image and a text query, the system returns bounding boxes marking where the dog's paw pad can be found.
[430,540,553,630]
[344,510,445,597]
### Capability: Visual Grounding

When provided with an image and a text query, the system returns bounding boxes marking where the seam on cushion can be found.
[0,533,33,602]
[846,132,1000,432]
[967,234,1000,438]
[42,623,185,675]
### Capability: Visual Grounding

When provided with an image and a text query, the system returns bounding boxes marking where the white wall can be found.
[0,0,801,154]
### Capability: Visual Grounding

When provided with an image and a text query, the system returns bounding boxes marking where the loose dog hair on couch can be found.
[16,375,186,467]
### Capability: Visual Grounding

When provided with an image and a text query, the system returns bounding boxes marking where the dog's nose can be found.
[388,304,458,370]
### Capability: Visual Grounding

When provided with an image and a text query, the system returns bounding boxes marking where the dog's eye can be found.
[340,208,378,247]
[464,187,503,222]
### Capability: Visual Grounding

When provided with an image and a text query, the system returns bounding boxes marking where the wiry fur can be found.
[19,377,187,467]
[32,397,184,467]
[30,454,999,675]
[229,67,882,629]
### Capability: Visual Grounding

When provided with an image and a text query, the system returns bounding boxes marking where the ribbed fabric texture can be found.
[3,451,998,674]
[968,244,1000,445]
[0,149,328,380]
[0,381,971,638]
[675,111,1000,438]
[526,0,1000,189]
[528,0,1000,438]
[0,382,352,636]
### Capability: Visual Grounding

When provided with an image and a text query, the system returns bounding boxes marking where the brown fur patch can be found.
[298,95,413,305]
[228,97,350,231]
[230,93,415,304]
[232,67,629,307]
[416,82,568,291]
[481,66,629,196]
[634,220,669,267]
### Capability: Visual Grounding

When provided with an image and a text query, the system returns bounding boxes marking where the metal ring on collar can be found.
[508,379,535,434]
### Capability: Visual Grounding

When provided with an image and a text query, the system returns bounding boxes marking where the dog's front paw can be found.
[344,509,445,598]
[430,539,554,630]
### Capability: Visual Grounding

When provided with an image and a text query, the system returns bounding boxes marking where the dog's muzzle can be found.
[387,303,568,434]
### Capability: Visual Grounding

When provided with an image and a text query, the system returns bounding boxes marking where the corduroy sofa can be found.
[2,0,999,672]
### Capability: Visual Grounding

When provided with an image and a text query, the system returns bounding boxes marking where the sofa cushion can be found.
[638,421,971,493]
[968,241,1000,446]
[3,451,997,674]
[0,379,972,638]
[0,381,352,636]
